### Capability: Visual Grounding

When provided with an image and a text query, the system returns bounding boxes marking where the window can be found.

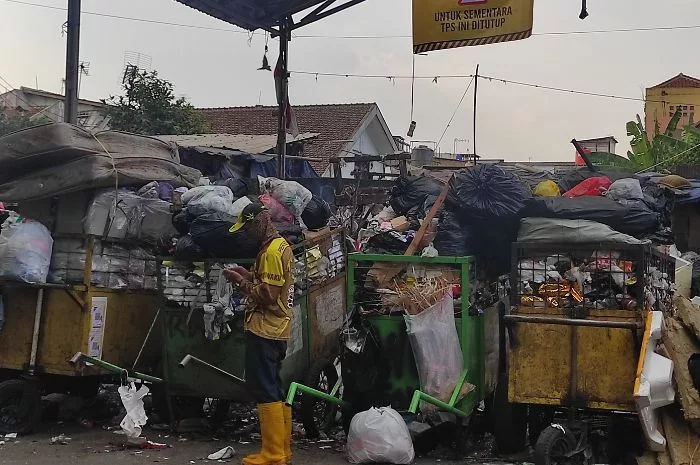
[691,106,695,111]
[684,106,689,110]
[670,105,675,110]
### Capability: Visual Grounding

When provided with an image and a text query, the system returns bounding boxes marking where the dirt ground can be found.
[0,425,517,465]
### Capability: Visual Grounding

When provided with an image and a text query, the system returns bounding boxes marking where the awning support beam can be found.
[292,0,368,30]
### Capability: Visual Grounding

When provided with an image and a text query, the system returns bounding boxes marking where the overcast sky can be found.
[2,0,699,161]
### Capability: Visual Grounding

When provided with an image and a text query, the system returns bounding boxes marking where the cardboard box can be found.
[390,216,410,232]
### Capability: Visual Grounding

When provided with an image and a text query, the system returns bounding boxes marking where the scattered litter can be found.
[317,439,334,443]
[0,441,5,445]
[4,433,17,439]
[319,446,332,450]
[207,446,235,460]
[238,441,250,445]
[50,435,71,445]
[141,440,168,450]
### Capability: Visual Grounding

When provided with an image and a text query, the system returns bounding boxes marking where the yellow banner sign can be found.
[413,0,535,53]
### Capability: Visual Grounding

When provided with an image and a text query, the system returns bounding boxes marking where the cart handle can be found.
[407,369,474,418]
[178,355,246,385]
[503,315,643,330]
[285,380,348,408]
[70,352,163,384]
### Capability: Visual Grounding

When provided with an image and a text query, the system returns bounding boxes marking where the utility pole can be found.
[63,0,81,124]
[276,18,291,179]
[472,64,479,163]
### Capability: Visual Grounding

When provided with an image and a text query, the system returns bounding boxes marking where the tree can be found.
[0,107,51,137]
[104,69,208,135]
[588,108,700,172]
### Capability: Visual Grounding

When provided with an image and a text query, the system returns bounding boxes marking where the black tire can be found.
[534,425,576,465]
[492,373,527,454]
[301,358,340,439]
[0,379,42,435]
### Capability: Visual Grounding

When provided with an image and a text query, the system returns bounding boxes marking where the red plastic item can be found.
[259,193,294,223]
[563,176,612,198]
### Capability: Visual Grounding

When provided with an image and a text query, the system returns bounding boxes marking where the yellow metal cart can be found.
[502,242,674,464]
[0,235,160,434]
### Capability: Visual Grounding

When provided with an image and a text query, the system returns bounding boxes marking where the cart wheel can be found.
[0,379,42,435]
[301,358,340,439]
[534,425,577,465]
[529,406,555,447]
[492,373,527,454]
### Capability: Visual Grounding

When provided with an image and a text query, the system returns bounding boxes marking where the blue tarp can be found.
[179,148,318,180]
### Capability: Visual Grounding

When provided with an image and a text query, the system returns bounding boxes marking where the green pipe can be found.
[329,377,343,398]
[408,390,470,418]
[286,382,349,408]
[70,352,163,384]
[448,369,469,406]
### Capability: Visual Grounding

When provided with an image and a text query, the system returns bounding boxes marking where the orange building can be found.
[645,73,700,139]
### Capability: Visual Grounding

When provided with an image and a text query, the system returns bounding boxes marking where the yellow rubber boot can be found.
[283,404,293,463]
[243,402,287,465]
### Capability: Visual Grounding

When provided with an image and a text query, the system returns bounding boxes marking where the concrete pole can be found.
[64,0,81,124]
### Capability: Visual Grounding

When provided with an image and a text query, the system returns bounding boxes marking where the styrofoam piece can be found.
[635,311,675,451]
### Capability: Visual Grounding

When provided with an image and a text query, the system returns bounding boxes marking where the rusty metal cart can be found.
[503,242,675,464]
[0,235,161,434]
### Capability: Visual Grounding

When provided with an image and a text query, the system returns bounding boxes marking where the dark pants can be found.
[245,331,287,403]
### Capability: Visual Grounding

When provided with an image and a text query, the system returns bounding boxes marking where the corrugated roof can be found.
[197,103,376,174]
[156,132,318,154]
[651,73,700,89]
[174,0,336,31]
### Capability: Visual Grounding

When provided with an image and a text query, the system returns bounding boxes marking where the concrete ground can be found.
[0,424,519,465]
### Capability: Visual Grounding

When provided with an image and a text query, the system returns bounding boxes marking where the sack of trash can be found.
[447,165,531,222]
[518,218,644,245]
[260,193,294,224]
[182,185,237,218]
[301,195,332,230]
[606,178,644,201]
[405,291,465,411]
[433,209,474,257]
[190,212,259,259]
[346,407,414,464]
[0,214,53,283]
[533,180,561,197]
[259,177,313,219]
[563,176,612,197]
[390,175,442,217]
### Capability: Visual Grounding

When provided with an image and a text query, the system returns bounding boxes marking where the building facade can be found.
[645,73,700,139]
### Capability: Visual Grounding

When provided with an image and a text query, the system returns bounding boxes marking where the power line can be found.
[4,0,700,40]
[436,76,475,148]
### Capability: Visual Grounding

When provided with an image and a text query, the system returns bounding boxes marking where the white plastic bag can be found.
[231,196,252,218]
[404,291,463,411]
[118,383,149,438]
[258,177,313,219]
[347,407,414,464]
[0,215,53,283]
[182,186,236,217]
[606,178,644,201]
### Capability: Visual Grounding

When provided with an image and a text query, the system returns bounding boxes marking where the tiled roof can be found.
[651,73,700,89]
[197,103,376,174]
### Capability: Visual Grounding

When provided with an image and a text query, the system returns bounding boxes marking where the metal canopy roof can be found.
[174,0,367,33]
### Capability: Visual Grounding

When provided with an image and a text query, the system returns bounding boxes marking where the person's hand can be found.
[222,268,243,285]
[231,266,252,281]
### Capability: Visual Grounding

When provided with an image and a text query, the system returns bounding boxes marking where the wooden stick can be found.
[404,182,450,256]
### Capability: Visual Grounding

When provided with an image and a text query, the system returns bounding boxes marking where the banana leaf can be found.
[665,107,683,136]
[627,117,653,168]
[586,152,637,170]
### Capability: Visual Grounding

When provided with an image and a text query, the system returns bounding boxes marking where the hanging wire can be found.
[410,55,416,122]
[436,76,476,148]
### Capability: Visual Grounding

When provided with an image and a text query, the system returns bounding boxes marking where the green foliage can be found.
[104,69,208,135]
[591,108,700,172]
[0,107,51,137]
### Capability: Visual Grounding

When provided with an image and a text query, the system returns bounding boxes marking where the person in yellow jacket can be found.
[223,202,295,465]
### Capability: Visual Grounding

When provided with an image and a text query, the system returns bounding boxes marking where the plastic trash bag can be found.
[433,209,474,257]
[301,195,332,230]
[231,196,252,218]
[404,291,463,410]
[606,178,644,201]
[259,177,313,219]
[346,407,414,464]
[563,176,612,198]
[517,218,644,245]
[447,165,531,221]
[390,175,443,216]
[533,180,561,197]
[118,383,149,438]
[0,216,53,283]
[259,194,294,223]
[183,186,237,218]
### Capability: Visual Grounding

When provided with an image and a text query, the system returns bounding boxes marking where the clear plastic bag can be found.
[0,216,53,283]
[259,193,294,223]
[259,177,312,219]
[404,291,463,411]
[182,186,236,217]
[346,407,414,464]
[118,383,149,438]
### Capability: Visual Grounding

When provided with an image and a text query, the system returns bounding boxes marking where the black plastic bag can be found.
[390,175,443,216]
[274,222,304,245]
[175,235,203,260]
[434,209,474,257]
[214,176,253,198]
[447,165,531,221]
[301,195,332,230]
[172,209,193,236]
[190,212,260,259]
[522,196,626,229]
[364,231,410,255]
[618,199,661,234]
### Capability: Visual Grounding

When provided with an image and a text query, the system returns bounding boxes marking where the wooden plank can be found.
[661,404,700,465]
[676,296,700,342]
[662,318,700,429]
[404,182,449,256]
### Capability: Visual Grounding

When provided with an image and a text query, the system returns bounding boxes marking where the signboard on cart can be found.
[413,0,535,53]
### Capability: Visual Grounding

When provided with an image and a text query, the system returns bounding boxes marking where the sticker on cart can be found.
[88,297,108,358]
